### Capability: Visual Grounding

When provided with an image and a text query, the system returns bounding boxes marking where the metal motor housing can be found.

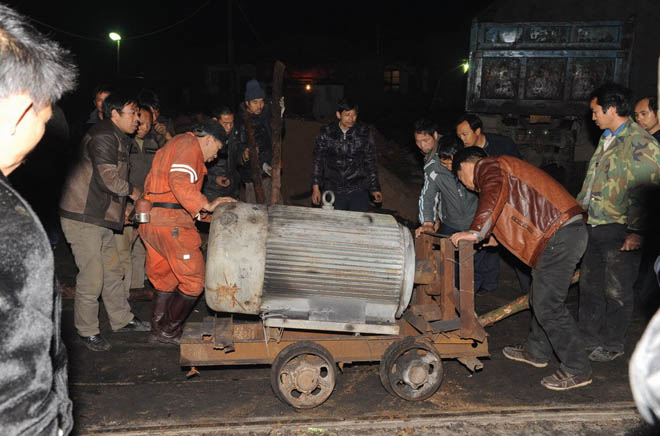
[205,202,415,335]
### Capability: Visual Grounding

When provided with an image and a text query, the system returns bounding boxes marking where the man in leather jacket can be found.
[311,98,383,211]
[60,93,151,351]
[450,146,591,391]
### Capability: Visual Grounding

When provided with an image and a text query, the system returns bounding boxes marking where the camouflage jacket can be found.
[577,119,660,231]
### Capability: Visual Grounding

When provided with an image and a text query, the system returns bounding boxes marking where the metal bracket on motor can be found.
[321,190,335,210]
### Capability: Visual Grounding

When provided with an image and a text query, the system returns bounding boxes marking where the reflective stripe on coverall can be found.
[139,133,209,296]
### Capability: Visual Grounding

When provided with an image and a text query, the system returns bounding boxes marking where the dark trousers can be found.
[579,224,641,353]
[524,222,591,376]
[439,223,495,292]
[334,190,370,212]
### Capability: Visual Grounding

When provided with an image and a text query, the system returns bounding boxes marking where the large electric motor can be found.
[205,202,415,335]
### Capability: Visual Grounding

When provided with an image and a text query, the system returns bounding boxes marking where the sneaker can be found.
[80,334,111,351]
[541,369,592,391]
[502,345,548,368]
[588,346,624,362]
[113,316,151,333]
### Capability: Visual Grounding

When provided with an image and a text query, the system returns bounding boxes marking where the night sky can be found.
[6,1,493,120]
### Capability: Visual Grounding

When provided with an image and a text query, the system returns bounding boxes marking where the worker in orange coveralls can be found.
[139,120,236,344]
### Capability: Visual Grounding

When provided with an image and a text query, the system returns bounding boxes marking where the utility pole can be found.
[227,0,236,105]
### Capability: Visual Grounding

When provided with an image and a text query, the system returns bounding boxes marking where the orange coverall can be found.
[139,133,209,296]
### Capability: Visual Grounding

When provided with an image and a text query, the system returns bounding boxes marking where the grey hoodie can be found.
[418,152,478,231]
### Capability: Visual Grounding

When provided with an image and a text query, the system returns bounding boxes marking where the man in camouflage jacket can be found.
[577,83,660,362]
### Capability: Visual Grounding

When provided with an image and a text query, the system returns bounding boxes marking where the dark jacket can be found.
[59,119,133,231]
[203,126,246,200]
[0,174,73,435]
[470,156,584,268]
[484,133,521,158]
[236,102,273,182]
[311,121,381,195]
[129,132,160,191]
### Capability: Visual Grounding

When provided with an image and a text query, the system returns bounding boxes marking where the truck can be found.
[465,19,634,173]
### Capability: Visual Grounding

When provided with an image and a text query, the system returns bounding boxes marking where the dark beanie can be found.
[245,79,265,101]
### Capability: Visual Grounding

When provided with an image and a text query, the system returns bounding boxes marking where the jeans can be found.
[524,222,591,376]
[579,223,641,353]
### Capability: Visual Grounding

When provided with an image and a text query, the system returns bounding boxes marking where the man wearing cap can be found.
[139,121,236,345]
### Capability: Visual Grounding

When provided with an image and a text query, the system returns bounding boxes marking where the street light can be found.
[109,32,121,75]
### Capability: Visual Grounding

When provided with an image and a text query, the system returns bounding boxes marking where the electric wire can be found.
[26,1,211,42]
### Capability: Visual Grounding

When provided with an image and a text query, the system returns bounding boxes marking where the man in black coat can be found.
[204,106,247,201]
[311,98,383,212]
[0,5,77,434]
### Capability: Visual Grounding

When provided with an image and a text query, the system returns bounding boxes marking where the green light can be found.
[109,32,121,41]
[461,61,470,73]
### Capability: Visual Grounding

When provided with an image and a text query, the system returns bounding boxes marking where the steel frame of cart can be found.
[179,235,488,409]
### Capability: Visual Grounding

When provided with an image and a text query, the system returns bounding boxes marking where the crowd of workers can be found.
[2,3,660,434]
[412,85,660,392]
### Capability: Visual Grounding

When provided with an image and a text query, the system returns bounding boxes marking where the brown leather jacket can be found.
[470,156,584,268]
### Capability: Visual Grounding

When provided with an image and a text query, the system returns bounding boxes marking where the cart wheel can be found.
[379,337,416,396]
[270,341,337,409]
[381,338,443,401]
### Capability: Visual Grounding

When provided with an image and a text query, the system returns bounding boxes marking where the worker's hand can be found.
[449,231,478,247]
[129,187,141,201]
[153,121,171,140]
[621,233,642,251]
[372,191,383,203]
[415,222,435,238]
[312,185,321,205]
[203,196,237,213]
[483,235,499,247]
[433,220,441,232]
[215,176,231,187]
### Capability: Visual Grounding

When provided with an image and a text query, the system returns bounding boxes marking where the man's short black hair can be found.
[456,113,483,132]
[413,118,438,137]
[590,83,632,117]
[0,4,77,109]
[640,96,658,113]
[437,135,464,161]
[138,88,161,111]
[452,146,488,177]
[336,98,358,113]
[93,83,113,98]
[102,93,137,120]
[193,119,225,143]
[211,106,234,119]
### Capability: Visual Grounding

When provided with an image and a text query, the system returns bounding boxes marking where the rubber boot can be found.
[153,289,198,345]
[148,290,174,344]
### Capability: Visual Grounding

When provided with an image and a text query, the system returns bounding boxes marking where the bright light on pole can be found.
[461,61,470,74]
[109,32,121,75]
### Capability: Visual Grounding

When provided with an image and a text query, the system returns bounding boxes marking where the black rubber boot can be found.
[148,290,175,343]
[153,289,198,345]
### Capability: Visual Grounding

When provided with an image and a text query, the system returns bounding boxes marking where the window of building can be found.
[384,69,400,92]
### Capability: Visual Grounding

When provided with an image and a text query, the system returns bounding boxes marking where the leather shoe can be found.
[113,316,151,333]
[80,334,111,351]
